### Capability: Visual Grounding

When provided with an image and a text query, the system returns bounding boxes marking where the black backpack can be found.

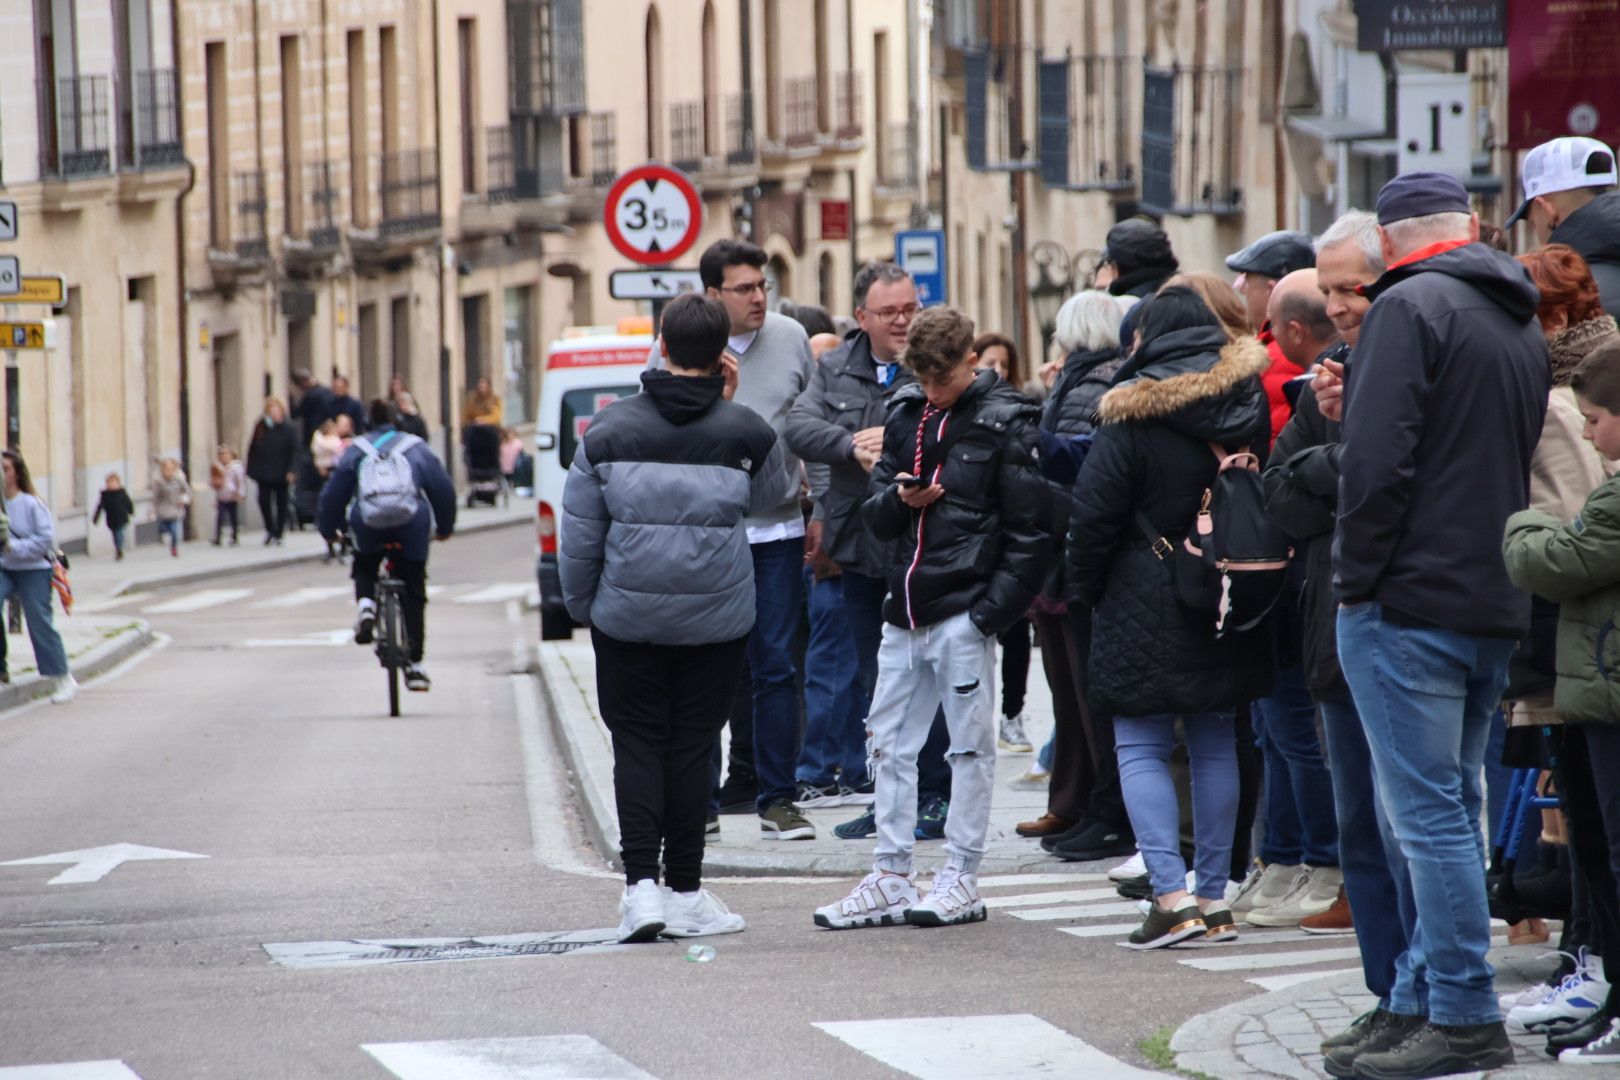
[1137,442,1293,637]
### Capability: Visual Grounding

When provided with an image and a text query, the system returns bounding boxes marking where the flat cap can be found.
[1375,172,1470,226]
[1224,231,1316,279]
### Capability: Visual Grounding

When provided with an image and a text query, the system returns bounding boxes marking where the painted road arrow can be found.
[1,843,208,884]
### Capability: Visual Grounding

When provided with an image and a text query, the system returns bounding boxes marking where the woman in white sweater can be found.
[0,451,74,702]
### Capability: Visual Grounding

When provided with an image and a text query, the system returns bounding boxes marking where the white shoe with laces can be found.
[997,712,1033,752]
[50,676,79,704]
[1499,981,1554,1013]
[1507,948,1609,1033]
[1108,851,1146,882]
[813,871,919,930]
[617,879,666,944]
[661,888,745,938]
[907,866,987,927]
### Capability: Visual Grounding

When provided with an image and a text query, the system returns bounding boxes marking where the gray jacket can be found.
[560,371,794,645]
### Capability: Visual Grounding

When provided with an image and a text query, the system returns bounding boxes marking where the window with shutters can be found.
[1037,53,1137,193]
[964,44,1034,172]
[1139,65,1244,217]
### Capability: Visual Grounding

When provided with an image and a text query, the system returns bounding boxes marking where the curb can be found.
[1167,972,1341,1080]
[107,512,531,597]
[0,619,154,712]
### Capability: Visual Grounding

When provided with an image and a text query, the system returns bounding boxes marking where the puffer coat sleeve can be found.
[559,436,610,624]
[1066,422,1137,610]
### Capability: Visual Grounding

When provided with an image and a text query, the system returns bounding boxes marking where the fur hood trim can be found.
[1097,337,1270,424]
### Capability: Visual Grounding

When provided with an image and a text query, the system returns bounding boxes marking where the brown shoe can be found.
[1016,813,1075,838]
[1299,886,1354,935]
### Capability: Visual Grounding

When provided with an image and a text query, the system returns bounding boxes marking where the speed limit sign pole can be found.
[603,163,704,334]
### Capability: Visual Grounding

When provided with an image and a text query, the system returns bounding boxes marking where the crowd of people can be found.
[562,133,1620,1077]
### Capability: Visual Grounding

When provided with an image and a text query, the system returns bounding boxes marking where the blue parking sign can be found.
[895,230,947,307]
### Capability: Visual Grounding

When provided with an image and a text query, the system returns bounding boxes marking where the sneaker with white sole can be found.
[1231,862,1306,920]
[404,665,431,692]
[760,799,816,840]
[813,871,919,929]
[998,712,1033,753]
[1010,764,1050,789]
[661,888,746,938]
[839,779,876,806]
[1246,865,1344,927]
[1108,851,1146,882]
[1499,981,1554,1014]
[617,879,666,943]
[907,866,987,927]
[1560,1017,1620,1065]
[354,599,376,645]
[1508,949,1609,1034]
[50,676,79,705]
[793,781,844,810]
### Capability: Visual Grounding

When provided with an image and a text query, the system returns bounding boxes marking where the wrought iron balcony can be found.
[304,160,343,249]
[1140,65,1245,217]
[835,71,863,141]
[378,148,442,236]
[40,75,111,179]
[208,169,270,284]
[670,100,704,174]
[877,122,919,192]
[782,76,819,148]
[1037,54,1138,194]
[120,68,183,170]
[487,124,518,202]
[507,0,585,118]
[726,91,756,166]
[590,112,617,188]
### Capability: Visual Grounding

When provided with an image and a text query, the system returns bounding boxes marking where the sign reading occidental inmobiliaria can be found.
[1355,0,1506,52]
[1508,0,1620,148]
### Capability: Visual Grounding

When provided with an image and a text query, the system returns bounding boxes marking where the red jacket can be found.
[1257,330,1304,446]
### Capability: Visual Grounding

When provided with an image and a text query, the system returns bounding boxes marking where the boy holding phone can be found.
[813,306,1051,929]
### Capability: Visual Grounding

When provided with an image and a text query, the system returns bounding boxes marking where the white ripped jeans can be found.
[868,610,999,876]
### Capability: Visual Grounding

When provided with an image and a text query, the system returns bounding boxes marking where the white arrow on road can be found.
[1,843,208,885]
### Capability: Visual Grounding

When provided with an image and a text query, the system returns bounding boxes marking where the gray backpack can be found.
[354,432,422,528]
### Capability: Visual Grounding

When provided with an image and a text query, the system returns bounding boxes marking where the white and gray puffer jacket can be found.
[560,370,794,645]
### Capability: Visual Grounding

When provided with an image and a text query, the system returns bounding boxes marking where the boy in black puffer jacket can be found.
[812,306,1051,932]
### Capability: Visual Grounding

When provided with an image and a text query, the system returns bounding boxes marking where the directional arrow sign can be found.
[2,843,208,885]
[0,200,16,241]
[0,322,45,350]
[609,268,702,301]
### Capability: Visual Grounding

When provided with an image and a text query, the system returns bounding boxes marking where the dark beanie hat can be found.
[1103,217,1178,276]
[1375,172,1471,226]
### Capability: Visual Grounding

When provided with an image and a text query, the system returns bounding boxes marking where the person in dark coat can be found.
[1067,286,1272,950]
[1507,136,1620,319]
[245,396,298,545]
[393,391,431,440]
[92,472,136,560]
[1098,217,1179,351]
[291,370,334,443]
[329,375,367,433]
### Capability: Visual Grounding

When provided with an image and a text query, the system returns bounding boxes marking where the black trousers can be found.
[351,549,428,663]
[214,502,240,542]
[1000,618,1032,718]
[1553,725,1620,1016]
[594,628,748,892]
[257,481,289,538]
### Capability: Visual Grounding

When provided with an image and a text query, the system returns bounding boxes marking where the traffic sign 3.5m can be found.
[603,164,703,266]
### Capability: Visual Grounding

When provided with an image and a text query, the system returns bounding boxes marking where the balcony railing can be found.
[224,169,269,261]
[590,112,617,187]
[507,0,585,117]
[40,74,112,179]
[835,71,863,140]
[378,148,441,235]
[670,100,704,173]
[119,68,183,170]
[1141,65,1244,217]
[304,159,342,248]
[877,121,919,190]
[965,47,1035,171]
[726,90,755,166]
[783,75,819,148]
[1038,54,1137,193]
[487,124,518,201]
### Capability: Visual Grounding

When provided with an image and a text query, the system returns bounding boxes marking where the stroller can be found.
[292,452,324,529]
[462,423,509,509]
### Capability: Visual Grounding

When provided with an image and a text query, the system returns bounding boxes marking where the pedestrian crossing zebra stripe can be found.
[0,1064,142,1079]
[814,1014,1164,1079]
[141,588,254,614]
[249,586,352,609]
[364,1035,658,1079]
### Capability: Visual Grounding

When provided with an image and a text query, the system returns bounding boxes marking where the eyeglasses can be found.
[717,282,768,298]
[863,304,920,324]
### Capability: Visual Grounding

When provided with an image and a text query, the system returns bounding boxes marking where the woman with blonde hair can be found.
[1162,272,1253,343]
[247,395,299,545]
[463,375,503,427]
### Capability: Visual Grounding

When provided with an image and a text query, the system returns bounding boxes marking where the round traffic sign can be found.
[603,164,703,266]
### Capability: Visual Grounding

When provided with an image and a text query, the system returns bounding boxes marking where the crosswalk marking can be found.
[1248,967,1364,991]
[1007,900,1144,922]
[983,886,1121,909]
[0,1065,143,1079]
[451,583,533,605]
[141,588,254,614]
[815,1014,1163,1079]
[73,593,152,615]
[363,1036,657,1079]
[1059,921,1145,938]
[1179,945,1365,973]
[249,586,351,609]
[977,872,1107,889]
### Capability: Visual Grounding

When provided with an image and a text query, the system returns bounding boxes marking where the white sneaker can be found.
[1508,949,1610,1033]
[1230,862,1306,920]
[997,712,1033,753]
[908,866,987,927]
[1245,865,1344,927]
[661,888,746,938]
[353,599,377,645]
[813,871,919,930]
[1499,981,1554,1014]
[50,676,78,704]
[1108,851,1146,882]
[616,879,666,943]
[1010,764,1051,789]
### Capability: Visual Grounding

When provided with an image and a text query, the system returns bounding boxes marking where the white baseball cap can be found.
[1505,136,1619,227]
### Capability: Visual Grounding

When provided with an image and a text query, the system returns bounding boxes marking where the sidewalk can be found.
[71,495,536,603]
[0,614,151,710]
[1172,949,1574,1080]
[536,635,1086,878]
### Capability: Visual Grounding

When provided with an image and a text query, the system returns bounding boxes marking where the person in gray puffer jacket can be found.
[560,294,794,945]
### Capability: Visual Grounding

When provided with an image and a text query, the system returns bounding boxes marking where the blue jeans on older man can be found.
[749,538,806,813]
[1252,659,1340,868]
[1337,603,1515,1027]
[797,569,868,788]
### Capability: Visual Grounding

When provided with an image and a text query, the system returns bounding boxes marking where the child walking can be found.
[92,473,135,560]
[211,446,245,546]
[152,458,190,557]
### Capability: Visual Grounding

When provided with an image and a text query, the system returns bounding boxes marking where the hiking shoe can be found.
[1126,902,1205,950]
[404,666,431,692]
[760,800,816,840]
[1108,851,1146,881]
[661,888,745,938]
[1349,1020,1511,1079]
[1508,948,1609,1033]
[617,879,666,943]
[1052,819,1136,862]
[1322,1009,1426,1078]
[839,779,875,806]
[1016,813,1075,838]
[354,599,376,645]
[834,809,876,840]
[1300,886,1356,935]
[1201,906,1238,942]
[998,712,1033,752]
[793,781,843,810]
[1247,865,1344,926]
[908,866,987,927]
[914,796,949,840]
[813,871,919,929]
[1230,862,1306,920]
[1559,1017,1620,1064]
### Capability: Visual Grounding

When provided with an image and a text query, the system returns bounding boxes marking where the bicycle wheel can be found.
[378,586,402,717]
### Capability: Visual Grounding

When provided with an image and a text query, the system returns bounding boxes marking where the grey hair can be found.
[1381,210,1472,258]
[1053,290,1128,353]
[852,261,912,309]
[1315,210,1385,275]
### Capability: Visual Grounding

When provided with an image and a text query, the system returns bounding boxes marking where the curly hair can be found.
[904,307,977,380]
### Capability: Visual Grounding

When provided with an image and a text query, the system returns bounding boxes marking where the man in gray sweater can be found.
[646,239,816,840]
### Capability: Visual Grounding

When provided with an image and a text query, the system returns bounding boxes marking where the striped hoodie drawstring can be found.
[902,403,947,630]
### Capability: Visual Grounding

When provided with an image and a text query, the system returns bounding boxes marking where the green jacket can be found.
[1503,475,1620,725]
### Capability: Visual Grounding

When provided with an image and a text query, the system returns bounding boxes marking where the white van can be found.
[533,324,653,639]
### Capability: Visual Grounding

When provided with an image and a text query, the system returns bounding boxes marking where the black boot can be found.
[1351,1021,1512,1079]
[1321,1010,1425,1078]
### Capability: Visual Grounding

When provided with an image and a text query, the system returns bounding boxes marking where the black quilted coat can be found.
[1066,326,1275,717]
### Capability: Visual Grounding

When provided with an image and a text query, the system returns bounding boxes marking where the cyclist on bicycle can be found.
[319,398,456,691]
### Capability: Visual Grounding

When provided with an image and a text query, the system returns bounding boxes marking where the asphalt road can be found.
[0,527,1304,1079]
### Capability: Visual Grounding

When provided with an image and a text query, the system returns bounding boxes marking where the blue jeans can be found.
[1484,708,1513,841]
[158,518,181,550]
[1115,712,1238,901]
[1252,661,1340,867]
[1337,603,1515,1026]
[108,524,127,555]
[1319,694,1419,1011]
[749,538,806,812]
[797,570,868,787]
[0,568,69,678]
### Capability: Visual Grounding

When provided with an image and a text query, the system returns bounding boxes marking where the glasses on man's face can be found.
[864,304,920,324]
[718,281,768,298]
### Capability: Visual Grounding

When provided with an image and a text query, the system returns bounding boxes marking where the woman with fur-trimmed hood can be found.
[1065,285,1273,949]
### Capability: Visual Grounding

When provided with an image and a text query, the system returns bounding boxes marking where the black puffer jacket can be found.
[1263,344,1347,701]
[1067,327,1275,717]
[864,371,1051,636]
[1550,191,1620,320]
[1039,347,1126,599]
[246,418,298,484]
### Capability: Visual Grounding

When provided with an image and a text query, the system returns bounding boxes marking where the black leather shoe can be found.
[1351,1021,1512,1079]
[1039,817,1096,852]
[1546,1009,1617,1056]
[1322,1010,1424,1078]
[1052,820,1137,863]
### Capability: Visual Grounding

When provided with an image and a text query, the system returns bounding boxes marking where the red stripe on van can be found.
[547,347,648,370]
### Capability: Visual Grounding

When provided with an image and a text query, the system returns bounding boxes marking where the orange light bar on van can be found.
[617,316,654,335]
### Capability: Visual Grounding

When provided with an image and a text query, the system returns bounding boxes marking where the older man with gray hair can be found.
[1329,174,1549,1079]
